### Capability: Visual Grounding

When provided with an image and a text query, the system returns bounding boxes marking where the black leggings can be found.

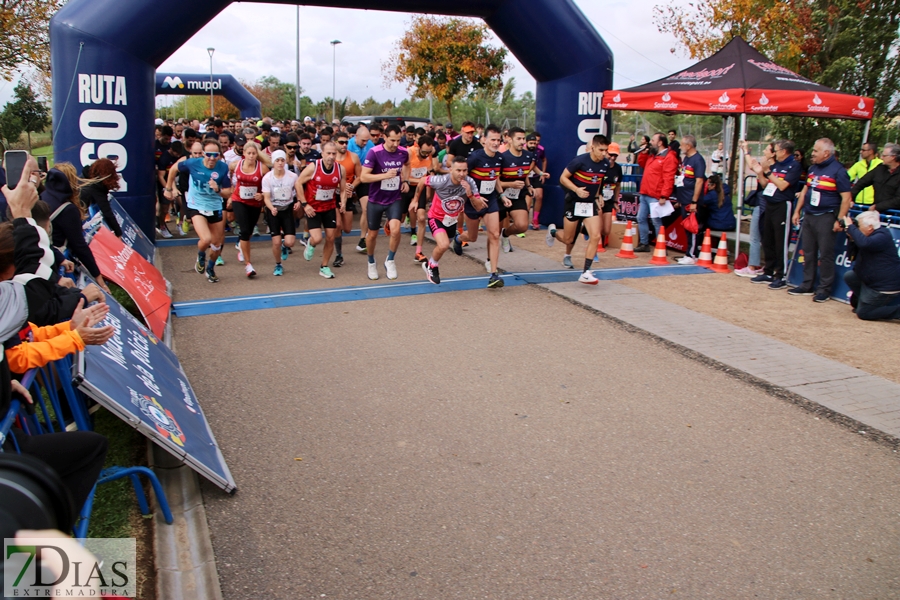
[232,202,263,241]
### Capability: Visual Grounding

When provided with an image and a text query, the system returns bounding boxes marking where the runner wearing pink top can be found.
[414,156,480,284]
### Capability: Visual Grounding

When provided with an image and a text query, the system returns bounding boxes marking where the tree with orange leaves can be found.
[383,16,509,125]
[0,0,63,78]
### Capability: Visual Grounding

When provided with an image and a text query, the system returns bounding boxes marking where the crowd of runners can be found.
[155,116,624,287]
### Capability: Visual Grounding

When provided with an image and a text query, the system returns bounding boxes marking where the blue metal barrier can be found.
[75,465,174,538]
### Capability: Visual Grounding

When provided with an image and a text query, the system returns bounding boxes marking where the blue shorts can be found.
[463,195,500,219]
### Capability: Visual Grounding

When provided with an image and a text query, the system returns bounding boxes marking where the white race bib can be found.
[273,186,290,201]
[315,187,335,201]
[763,182,777,197]
[442,214,458,227]
[411,167,428,179]
[574,202,593,217]
[503,186,520,199]
[602,188,614,201]
[674,175,685,187]
[382,176,400,191]
[810,189,821,207]
[479,179,496,195]
[239,186,257,200]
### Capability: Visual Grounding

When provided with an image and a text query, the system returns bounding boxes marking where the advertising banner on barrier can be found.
[617,193,639,222]
[89,226,170,337]
[786,226,900,303]
[74,286,236,492]
[109,195,157,264]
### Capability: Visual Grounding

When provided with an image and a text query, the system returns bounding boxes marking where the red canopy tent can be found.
[601,36,875,252]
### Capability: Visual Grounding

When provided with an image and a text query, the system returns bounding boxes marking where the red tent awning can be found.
[602,37,874,120]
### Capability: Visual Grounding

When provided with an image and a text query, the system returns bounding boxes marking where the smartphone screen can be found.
[4,150,28,190]
[36,156,48,173]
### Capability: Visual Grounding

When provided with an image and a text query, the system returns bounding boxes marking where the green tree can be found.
[9,82,49,151]
[0,108,22,151]
[383,16,509,125]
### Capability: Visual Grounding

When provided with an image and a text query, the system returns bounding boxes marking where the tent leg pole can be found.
[734,113,747,258]
[861,119,871,151]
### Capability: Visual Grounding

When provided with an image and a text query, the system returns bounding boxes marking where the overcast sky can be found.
[152,0,694,111]
[2,1,696,113]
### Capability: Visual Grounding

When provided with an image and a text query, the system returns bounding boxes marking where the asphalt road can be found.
[172,282,900,599]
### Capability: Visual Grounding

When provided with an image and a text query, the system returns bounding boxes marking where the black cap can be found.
[235,134,247,145]
[526,134,537,141]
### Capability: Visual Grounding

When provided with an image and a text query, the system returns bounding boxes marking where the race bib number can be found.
[239,186,257,200]
[674,175,685,187]
[479,179,496,195]
[810,189,821,207]
[382,176,400,191]
[763,182,777,197]
[574,202,593,217]
[442,214,458,227]
[273,186,290,202]
[411,167,428,179]
[503,186,520,199]
[602,188,614,201]
[315,187,335,201]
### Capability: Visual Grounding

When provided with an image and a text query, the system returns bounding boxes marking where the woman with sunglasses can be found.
[165,140,232,282]
[229,141,270,278]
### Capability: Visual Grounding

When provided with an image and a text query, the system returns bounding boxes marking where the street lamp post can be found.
[207,47,215,119]
[330,40,341,123]
[295,6,300,121]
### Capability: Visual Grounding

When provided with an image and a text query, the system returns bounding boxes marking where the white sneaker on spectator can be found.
[676,256,696,265]
[734,266,761,278]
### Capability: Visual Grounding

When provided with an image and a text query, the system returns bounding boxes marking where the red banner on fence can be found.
[89,226,170,337]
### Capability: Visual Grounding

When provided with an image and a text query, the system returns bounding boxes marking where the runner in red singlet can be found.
[296,141,347,279]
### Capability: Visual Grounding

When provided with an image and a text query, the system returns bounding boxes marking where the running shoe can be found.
[787,286,814,296]
[181,220,190,234]
[562,255,574,269]
[414,252,427,263]
[403,216,410,228]
[501,234,512,253]
[384,259,398,280]
[319,266,335,279]
[751,274,774,284]
[487,273,504,288]
[767,278,787,290]
[205,264,219,283]
[422,261,440,284]
[333,254,344,268]
[158,227,173,239]
[734,266,761,278]
[367,261,378,280]
[516,233,526,238]
[531,222,540,231]
[195,252,206,274]
[813,291,830,303]
[546,224,556,247]
[578,270,599,285]
[410,234,418,246]
[252,225,260,237]
[461,240,469,248]
[215,256,224,267]
[236,243,244,263]
[452,236,463,256]
[245,263,256,278]
[484,260,492,274]
[281,244,289,261]
[676,256,697,265]
[356,238,367,253]
[297,236,308,247]
[273,264,284,276]
[304,242,315,261]
[175,225,186,237]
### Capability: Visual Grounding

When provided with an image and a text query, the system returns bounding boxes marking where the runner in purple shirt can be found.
[359,124,410,281]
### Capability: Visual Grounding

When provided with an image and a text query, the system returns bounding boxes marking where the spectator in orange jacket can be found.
[636,132,679,251]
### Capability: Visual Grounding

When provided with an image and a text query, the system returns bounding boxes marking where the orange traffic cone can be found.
[596,238,606,253]
[615,221,636,259]
[710,232,731,273]
[650,227,669,265]
[696,228,714,267]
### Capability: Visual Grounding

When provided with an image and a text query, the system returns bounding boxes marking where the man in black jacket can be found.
[843,211,900,321]
[851,143,900,213]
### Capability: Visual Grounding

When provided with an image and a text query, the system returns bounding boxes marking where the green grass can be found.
[86,408,147,538]
[30,145,54,167]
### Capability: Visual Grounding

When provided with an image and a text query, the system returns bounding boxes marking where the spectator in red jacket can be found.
[635,132,679,250]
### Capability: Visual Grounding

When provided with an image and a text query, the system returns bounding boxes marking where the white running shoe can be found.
[546,224,556,247]
[367,261,379,280]
[384,259,398,280]
[484,260,492,274]
[734,266,761,278]
[245,263,256,278]
[158,227,173,239]
[676,256,697,265]
[578,270,599,285]
[500,235,512,253]
[236,244,244,263]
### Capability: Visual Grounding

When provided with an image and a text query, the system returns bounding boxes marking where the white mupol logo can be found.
[162,76,184,89]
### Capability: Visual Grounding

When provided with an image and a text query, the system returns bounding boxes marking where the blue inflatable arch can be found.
[156,73,262,119]
[51,0,612,239]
